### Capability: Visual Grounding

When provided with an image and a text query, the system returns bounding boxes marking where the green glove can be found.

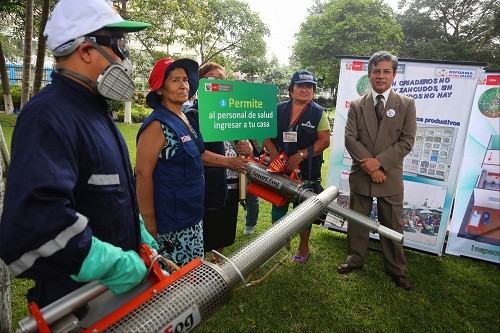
[139,214,159,250]
[71,236,147,295]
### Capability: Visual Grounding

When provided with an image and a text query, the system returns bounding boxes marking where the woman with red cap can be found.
[136,58,248,267]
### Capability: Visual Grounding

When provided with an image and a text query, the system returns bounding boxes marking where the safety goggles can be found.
[86,34,130,60]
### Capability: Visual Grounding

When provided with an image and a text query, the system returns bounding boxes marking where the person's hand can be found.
[236,140,253,157]
[227,156,249,173]
[360,157,381,174]
[284,152,303,173]
[268,151,279,164]
[71,237,147,295]
[370,169,387,183]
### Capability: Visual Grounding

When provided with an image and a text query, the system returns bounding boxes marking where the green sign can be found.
[197,79,277,144]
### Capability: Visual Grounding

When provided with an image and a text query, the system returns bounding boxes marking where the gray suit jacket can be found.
[345,90,416,197]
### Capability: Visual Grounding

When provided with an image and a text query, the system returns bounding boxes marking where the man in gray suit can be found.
[337,51,417,291]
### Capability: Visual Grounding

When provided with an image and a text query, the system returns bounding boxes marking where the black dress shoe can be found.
[337,263,362,274]
[392,275,412,291]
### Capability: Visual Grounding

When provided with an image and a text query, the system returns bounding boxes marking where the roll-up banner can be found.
[445,71,499,263]
[325,57,485,255]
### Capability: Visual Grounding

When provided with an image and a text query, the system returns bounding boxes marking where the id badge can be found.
[283,131,297,143]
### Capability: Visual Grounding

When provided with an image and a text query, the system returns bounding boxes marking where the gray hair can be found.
[367,51,398,73]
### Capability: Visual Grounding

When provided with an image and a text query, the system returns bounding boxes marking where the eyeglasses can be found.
[205,76,227,80]
[86,34,130,60]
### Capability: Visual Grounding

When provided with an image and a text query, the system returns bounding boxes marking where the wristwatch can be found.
[299,150,306,160]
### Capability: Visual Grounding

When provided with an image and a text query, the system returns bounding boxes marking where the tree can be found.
[0,0,25,114]
[0,2,24,63]
[1,0,59,106]
[127,0,269,76]
[0,41,14,113]
[181,0,269,65]
[0,0,26,52]
[395,10,446,61]
[397,0,500,68]
[20,0,34,108]
[0,122,11,333]
[235,57,268,82]
[233,31,269,82]
[261,57,292,100]
[32,0,50,95]
[293,0,403,91]
[126,0,194,59]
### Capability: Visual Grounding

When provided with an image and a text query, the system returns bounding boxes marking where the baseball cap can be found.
[146,58,199,108]
[44,0,150,55]
[291,70,317,85]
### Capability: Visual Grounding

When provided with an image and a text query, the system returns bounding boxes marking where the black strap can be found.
[290,102,311,129]
[184,107,198,118]
[249,139,264,155]
[307,144,314,183]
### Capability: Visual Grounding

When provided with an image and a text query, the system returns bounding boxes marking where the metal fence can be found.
[6,63,53,87]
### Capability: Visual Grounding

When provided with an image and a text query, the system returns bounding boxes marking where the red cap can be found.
[146,57,199,108]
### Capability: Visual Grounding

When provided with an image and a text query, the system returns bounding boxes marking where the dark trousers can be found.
[346,191,407,276]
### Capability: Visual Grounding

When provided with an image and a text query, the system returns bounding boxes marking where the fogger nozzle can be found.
[245,161,403,243]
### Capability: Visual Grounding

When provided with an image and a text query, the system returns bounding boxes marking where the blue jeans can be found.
[245,192,260,227]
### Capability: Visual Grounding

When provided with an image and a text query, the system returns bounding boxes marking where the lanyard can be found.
[284,102,310,155]
[289,102,310,131]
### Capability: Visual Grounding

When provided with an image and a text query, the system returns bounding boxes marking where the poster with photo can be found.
[325,57,485,254]
[445,71,499,263]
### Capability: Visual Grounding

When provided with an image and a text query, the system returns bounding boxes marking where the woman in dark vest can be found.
[263,70,331,263]
[185,62,252,263]
[136,58,248,268]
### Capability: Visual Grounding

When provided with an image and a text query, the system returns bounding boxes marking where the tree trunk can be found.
[120,0,127,17]
[0,260,11,333]
[0,41,14,114]
[20,0,34,108]
[33,0,50,95]
[0,124,11,333]
[124,101,132,124]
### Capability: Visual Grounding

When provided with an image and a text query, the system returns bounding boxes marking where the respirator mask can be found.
[56,35,136,101]
[86,35,136,101]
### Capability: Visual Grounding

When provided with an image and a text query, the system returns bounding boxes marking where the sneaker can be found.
[244,226,255,234]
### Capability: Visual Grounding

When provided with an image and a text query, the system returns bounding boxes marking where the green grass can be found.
[1,114,499,333]
[0,114,142,167]
[117,122,141,167]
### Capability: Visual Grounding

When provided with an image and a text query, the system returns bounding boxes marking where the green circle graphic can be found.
[478,87,500,118]
[356,75,371,96]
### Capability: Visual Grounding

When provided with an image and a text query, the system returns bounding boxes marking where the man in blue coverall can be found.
[0,0,155,308]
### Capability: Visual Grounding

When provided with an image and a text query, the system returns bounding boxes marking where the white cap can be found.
[44,0,149,55]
